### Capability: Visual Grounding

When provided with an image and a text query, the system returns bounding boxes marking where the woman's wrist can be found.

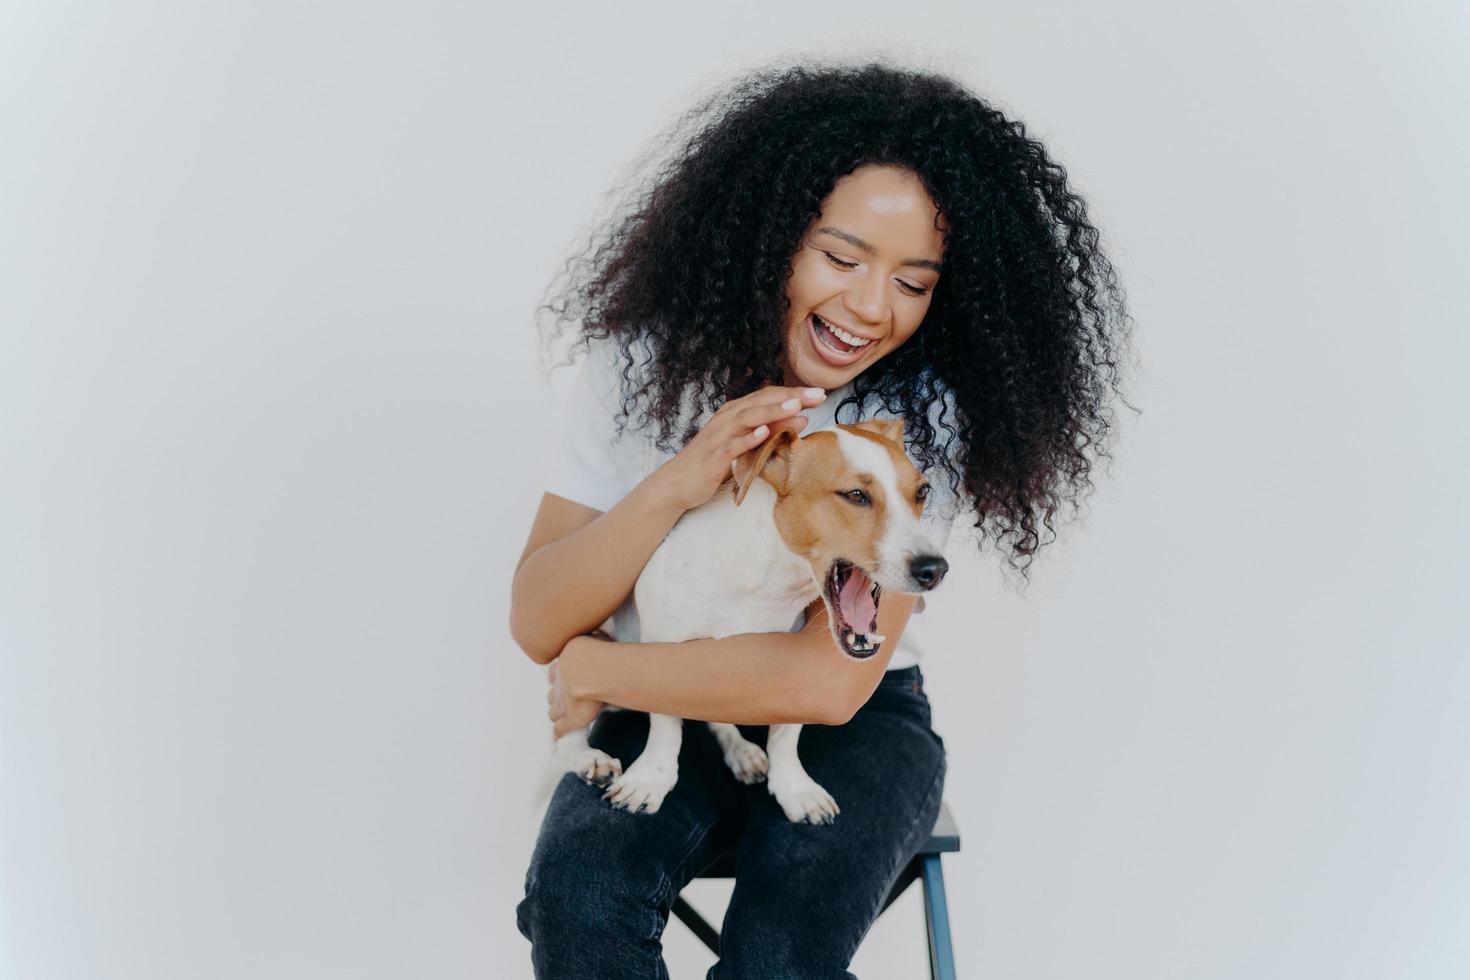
[642,456,705,517]
[560,632,613,702]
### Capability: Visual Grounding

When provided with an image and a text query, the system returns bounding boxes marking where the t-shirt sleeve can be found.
[544,341,642,512]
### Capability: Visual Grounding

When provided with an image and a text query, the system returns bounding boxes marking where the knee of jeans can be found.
[517,841,661,945]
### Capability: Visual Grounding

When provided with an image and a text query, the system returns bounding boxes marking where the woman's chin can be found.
[786,339,859,389]
[785,357,840,391]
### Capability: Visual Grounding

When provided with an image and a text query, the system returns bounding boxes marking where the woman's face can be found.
[780,164,946,390]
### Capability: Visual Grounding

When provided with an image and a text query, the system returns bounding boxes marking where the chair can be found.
[670,801,960,980]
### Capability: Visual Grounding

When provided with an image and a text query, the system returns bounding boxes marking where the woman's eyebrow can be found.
[816,226,943,272]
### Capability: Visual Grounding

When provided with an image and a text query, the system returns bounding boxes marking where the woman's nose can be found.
[843,271,890,327]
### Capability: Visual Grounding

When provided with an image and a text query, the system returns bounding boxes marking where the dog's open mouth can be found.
[824,559,884,658]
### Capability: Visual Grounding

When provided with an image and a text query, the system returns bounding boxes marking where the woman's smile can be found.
[808,311,877,365]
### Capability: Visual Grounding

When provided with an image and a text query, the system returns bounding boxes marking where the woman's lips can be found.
[807,313,871,366]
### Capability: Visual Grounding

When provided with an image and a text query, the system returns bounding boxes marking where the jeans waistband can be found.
[877,665,925,694]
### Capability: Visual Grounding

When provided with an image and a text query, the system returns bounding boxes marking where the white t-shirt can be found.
[544,336,964,670]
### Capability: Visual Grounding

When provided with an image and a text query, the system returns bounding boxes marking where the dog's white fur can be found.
[546,423,941,824]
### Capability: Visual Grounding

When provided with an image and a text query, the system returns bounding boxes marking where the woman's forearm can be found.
[561,627,852,727]
[510,469,687,664]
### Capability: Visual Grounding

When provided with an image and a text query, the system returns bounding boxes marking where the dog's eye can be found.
[916,484,930,504]
[839,489,870,506]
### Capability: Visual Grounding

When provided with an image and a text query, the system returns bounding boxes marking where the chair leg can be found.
[671,896,721,955]
[920,854,957,980]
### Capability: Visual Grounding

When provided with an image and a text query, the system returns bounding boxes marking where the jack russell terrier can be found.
[550,416,949,824]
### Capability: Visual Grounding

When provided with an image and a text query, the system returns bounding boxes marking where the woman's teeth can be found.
[813,314,872,350]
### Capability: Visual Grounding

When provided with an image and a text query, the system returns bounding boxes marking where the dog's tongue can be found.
[838,566,877,630]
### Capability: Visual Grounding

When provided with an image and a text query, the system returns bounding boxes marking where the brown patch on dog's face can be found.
[769,431,871,573]
[765,419,933,659]
[841,419,930,521]
[769,419,928,567]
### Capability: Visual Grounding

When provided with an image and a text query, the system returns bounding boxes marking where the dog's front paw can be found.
[568,748,622,788]
[603,759,678,814]
[767,773,840,825]
[723,741,769,785]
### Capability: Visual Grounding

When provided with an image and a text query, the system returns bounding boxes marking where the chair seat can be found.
[922,801,961,854]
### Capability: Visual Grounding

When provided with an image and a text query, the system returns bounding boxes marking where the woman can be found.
[511,60,1134,978]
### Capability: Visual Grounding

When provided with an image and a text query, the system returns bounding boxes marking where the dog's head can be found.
[732,417,948,659]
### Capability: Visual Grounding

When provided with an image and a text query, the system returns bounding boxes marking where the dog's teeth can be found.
[869,633,885,644]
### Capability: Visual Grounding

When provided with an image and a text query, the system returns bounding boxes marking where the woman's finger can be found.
[716,385,825,421]
[736,385,827,409]
[704,399,816,453]
[737,410,807,445]
[726,417,808,466]
[705,389,822,449]
[725,430,764,463]
[732,398,815,431]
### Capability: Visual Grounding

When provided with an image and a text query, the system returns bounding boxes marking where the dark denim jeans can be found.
[516,665,946,979]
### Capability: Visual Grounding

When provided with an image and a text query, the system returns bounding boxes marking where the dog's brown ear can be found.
[850,417,904,445]
[732,420,800,506]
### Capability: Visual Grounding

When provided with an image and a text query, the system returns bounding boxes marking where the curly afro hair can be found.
[535,57,1138,582]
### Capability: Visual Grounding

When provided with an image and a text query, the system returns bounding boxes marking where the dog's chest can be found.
[633,482,815,642]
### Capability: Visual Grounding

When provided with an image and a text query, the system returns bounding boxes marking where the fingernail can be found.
[753,424,769,437]
[805,387,826,399]
[781,398,800,411]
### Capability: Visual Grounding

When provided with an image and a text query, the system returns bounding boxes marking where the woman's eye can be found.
[824,252,929,296]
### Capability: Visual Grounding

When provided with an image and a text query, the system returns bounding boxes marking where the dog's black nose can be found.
[910,555,949,590]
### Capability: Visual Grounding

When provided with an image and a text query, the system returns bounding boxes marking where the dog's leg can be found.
[707,722,769,784]
[552,727,622,788]
[765,723,840,824]
[603,713,683,814]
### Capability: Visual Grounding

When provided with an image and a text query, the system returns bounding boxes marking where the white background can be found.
[3,2,1467,978]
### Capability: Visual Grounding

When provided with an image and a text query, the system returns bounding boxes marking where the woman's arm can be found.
[509,476,684,665]
[556,591,922,726]
[510,384,827,666]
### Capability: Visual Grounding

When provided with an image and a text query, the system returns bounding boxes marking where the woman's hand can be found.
[547,631,610,739]
[653,384,828,513]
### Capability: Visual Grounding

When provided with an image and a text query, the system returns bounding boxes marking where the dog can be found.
[549,416,948,824]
